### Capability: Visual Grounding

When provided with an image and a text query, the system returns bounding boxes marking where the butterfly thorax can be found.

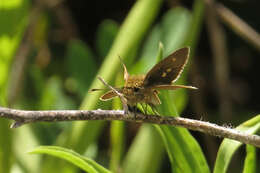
[122,75,160,106]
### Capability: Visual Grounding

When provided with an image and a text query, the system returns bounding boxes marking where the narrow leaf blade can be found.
[214,115,260,173]
[29,146,111,173]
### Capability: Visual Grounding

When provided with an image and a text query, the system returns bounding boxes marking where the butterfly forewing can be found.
[143,47,189,87]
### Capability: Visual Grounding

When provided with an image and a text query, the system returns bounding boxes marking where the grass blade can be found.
[29,146,111,173]
[214,115,260,173]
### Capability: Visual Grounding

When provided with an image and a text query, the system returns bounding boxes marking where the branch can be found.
[215,3,260,51]
[205,0,232,120]
[0,107,260,147]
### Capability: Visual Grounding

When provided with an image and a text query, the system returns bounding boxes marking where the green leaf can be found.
[155,42,164,62]
[243,145,257,173]
[214,115,260,173]
[0,0,30,172]
[0,0,29,101]
[29,146,111,173]
[0,119,12,173]
[65,39,97,98]
[109,121,125,172]
[156,90,209,173]
[184,0,205,58]
[122,125,164,173]
[40,76,76,110]
[96,20,119,58]
[160,7,191,55]
[13,126,41,173]
[130,25,161,74]
[156,125,210,173]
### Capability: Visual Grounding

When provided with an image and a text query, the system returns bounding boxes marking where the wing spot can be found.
[161,72,167,77]
[172,58,176,62]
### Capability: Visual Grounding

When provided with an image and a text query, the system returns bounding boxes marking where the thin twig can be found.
[205,0,232,121]
[7,3,43,105]
[0,107,260,148]
[216,3,260,51]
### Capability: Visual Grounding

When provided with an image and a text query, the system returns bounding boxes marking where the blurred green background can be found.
[0,0,260,172]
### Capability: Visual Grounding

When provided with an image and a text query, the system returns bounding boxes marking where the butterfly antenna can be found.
[97,76,129,113]
[118,55,129,82]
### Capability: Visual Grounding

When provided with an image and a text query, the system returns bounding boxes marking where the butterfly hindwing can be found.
[100,90,118,101]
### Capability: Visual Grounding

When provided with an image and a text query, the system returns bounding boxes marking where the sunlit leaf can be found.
[243,145,257,173]
[96,20,119,58]
[65,39,97,98]
[122,125,164,173]
[29,146,111,173]
[0,0,30,172]
[214,115,260,173]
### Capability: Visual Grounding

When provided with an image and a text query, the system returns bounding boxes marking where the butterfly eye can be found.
[133,87,140,92]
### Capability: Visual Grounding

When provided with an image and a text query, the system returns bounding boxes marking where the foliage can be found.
[0,0,259,173]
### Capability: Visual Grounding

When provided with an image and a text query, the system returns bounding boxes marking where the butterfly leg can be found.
[143,103,149,114]
[128,105,135,112]
[139,103,146,114]
[149,104,159,115]
[128,104,144,119]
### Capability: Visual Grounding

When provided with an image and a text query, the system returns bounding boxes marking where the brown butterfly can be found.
[91,47,197,112]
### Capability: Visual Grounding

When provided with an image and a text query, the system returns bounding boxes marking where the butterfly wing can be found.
[100,90,119,101]
[143,47,189,87]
